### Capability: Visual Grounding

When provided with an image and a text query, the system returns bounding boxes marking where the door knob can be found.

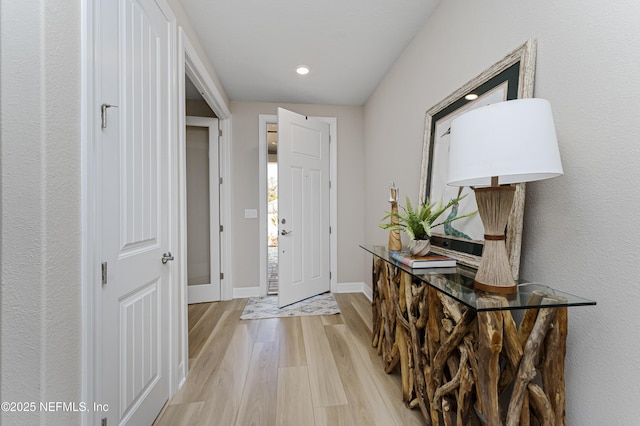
[161,252,174,264]
[281,229,292,236]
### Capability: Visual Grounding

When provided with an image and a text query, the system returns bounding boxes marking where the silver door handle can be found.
[281,229,293,236]
[162,252,174,264]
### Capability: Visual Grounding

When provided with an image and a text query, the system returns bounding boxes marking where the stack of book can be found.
[389,250,457,269]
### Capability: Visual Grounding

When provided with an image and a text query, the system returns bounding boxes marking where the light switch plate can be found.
[244,209,258,219]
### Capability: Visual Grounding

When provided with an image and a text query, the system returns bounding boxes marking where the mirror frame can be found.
[418,39,537,279]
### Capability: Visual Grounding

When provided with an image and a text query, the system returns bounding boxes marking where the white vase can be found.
[409,239,431,256]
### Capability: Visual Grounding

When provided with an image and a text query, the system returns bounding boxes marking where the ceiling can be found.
[180,0,440,106]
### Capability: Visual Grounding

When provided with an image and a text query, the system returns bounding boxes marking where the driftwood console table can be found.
[361,245,595,426]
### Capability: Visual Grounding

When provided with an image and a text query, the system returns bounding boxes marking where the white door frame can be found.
[176,27,232,382]
[185,116,220,304]
[81,1,99,423]
[258,114,338,297]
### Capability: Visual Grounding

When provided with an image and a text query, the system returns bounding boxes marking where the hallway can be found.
[153,293,424,425]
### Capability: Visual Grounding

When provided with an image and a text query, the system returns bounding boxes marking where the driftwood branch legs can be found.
[371,263,567,425]
[477,302,503,425]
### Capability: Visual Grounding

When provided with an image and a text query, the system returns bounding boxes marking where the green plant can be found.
[379,195,476,241]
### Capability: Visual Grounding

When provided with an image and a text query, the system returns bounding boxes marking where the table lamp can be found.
[448,98,563,294]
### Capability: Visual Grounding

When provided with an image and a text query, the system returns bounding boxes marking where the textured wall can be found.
[229,101,365,288]
[364,0,640,423]
[0,0,82,425]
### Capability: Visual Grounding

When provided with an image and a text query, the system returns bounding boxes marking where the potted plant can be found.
[379,194,476,256]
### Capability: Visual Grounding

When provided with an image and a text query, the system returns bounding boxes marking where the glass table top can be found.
[361,245,596,312]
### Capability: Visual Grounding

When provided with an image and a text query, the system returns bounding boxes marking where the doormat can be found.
[240,293,340,320]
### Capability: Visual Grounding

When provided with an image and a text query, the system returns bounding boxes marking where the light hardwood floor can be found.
[154,293,425,426]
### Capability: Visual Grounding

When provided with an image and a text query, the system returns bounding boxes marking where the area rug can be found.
[240,292,340,320]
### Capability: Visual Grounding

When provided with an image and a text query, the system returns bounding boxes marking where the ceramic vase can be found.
[409,239,431,256]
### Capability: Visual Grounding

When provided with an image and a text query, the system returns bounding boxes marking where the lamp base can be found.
[473,186,517,294]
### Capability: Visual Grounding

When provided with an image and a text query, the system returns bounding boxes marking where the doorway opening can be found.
[267,123,279,295]
[184,75,221,304]
[186,123,212,287]
[258,114,338,299]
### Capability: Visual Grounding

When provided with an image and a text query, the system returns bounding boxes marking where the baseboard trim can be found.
[233,286,260,299]
[234,283,372,301]
[334,281,365,293]
[177,365,187,390]
[362,284,373,302]
[334,281,372,301]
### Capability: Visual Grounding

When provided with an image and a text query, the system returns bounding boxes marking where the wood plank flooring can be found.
[154,293,425,426]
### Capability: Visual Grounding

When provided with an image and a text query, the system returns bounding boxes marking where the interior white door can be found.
[185,117,221,303]
[99,0,172,424]
[277,108,331,307]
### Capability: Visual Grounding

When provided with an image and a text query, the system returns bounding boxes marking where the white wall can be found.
[230,101,365,289]
[0,0,82,425]
[364,0,640,423]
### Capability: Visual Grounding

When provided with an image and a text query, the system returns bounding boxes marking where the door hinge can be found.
[218,129,222,137]
[101,262,108,285]
[220,225,224,232]
[329,226,332,234]
[329,180,331,189]
[220,272,224,280]
[101,103,118,129]
[101,417,107,426]
[220,177,223,185]
[329,272,332,280]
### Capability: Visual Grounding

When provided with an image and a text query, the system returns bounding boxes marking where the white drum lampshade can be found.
[448,98,563,293]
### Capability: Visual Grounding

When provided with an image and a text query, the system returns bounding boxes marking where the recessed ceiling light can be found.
[296,65,310,75]
[465,93,478,101]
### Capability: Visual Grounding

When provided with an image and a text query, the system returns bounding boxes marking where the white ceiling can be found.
[180,0,440,106]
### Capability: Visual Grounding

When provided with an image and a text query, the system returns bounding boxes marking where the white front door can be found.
[99,0,172,424]
[185,117,221,303]
[277,108,331,307]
